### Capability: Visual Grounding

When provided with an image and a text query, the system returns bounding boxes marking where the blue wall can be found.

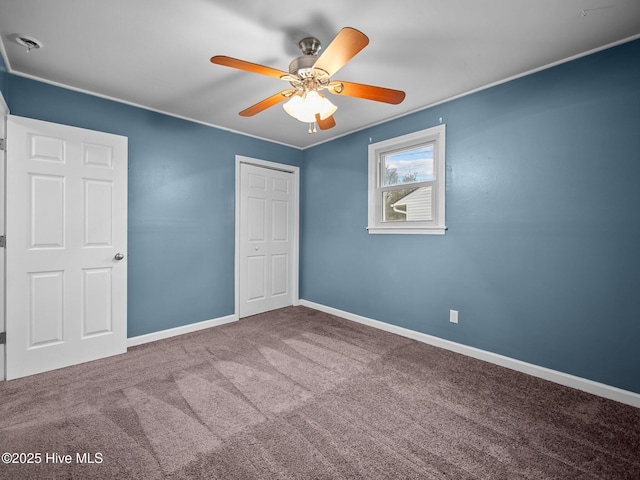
[0,53,8,103]
[7,77,301,337]
[301,39,640,394]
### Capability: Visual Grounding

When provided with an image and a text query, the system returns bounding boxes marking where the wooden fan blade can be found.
[313,27,369,77]
[315,113,336,130]
[240,90,294,117]
[329,81,406,104]
[210,55,289,80]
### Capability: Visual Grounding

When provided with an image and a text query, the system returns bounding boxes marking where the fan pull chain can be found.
[308,122,317,134]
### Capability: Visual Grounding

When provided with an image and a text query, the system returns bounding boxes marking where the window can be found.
[368,125,446,234]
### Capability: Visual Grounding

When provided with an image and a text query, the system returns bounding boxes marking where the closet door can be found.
[239,162,294,317]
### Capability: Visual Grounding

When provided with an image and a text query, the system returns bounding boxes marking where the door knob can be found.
[114,253,125,260]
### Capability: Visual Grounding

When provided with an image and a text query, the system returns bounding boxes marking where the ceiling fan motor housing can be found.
[289,36,329,82]
[289,55,318,77]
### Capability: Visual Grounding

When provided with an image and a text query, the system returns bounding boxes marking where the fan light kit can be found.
[210,27,405,133]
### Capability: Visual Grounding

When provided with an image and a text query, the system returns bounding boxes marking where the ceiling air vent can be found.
[16,35,43,52]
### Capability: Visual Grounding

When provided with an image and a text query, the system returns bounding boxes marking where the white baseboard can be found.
[127,314,238,348]
[299,300,640,409]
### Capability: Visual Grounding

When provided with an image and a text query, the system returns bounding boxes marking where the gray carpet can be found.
[0,306,638,479]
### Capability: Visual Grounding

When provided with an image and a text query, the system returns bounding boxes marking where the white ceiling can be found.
[1,0,639,149]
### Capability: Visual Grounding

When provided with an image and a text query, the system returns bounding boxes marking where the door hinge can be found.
[0,138,5,151]
[0,332,5,345]
[0,236,4,248]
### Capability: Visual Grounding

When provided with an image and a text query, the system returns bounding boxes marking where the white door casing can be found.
[0,93,8,380]
[236,156,299,318]
[5,115,128,379]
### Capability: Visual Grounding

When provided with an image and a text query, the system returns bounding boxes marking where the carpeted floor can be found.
[0,306,639,479]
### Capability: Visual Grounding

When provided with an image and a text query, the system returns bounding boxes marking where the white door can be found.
[5,115,128,380]
[239,162,295,317]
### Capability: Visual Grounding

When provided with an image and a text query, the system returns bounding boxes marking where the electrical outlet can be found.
[450,309,458,324]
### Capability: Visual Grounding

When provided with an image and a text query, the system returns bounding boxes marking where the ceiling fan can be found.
[210,27,406,133]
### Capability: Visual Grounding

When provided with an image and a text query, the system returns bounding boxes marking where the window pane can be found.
[383,144,434,186]
[383,186,433,222]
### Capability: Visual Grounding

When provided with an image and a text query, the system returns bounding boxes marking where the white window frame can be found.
[367,124,446,235]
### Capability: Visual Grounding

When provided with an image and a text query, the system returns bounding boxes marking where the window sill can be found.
[367,226,447,235]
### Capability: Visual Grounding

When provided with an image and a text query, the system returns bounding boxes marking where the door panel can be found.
[84,179,113,246]
[271,254,288,296]
[271,200,288,241]
[6,115,128,379]
[28,271,64,346]
[247,196,266,241]
[30,133,65,162]
[239,163,294,317]
[247,256,266,301]
[30,174,65,248]
[82,267,112,337]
